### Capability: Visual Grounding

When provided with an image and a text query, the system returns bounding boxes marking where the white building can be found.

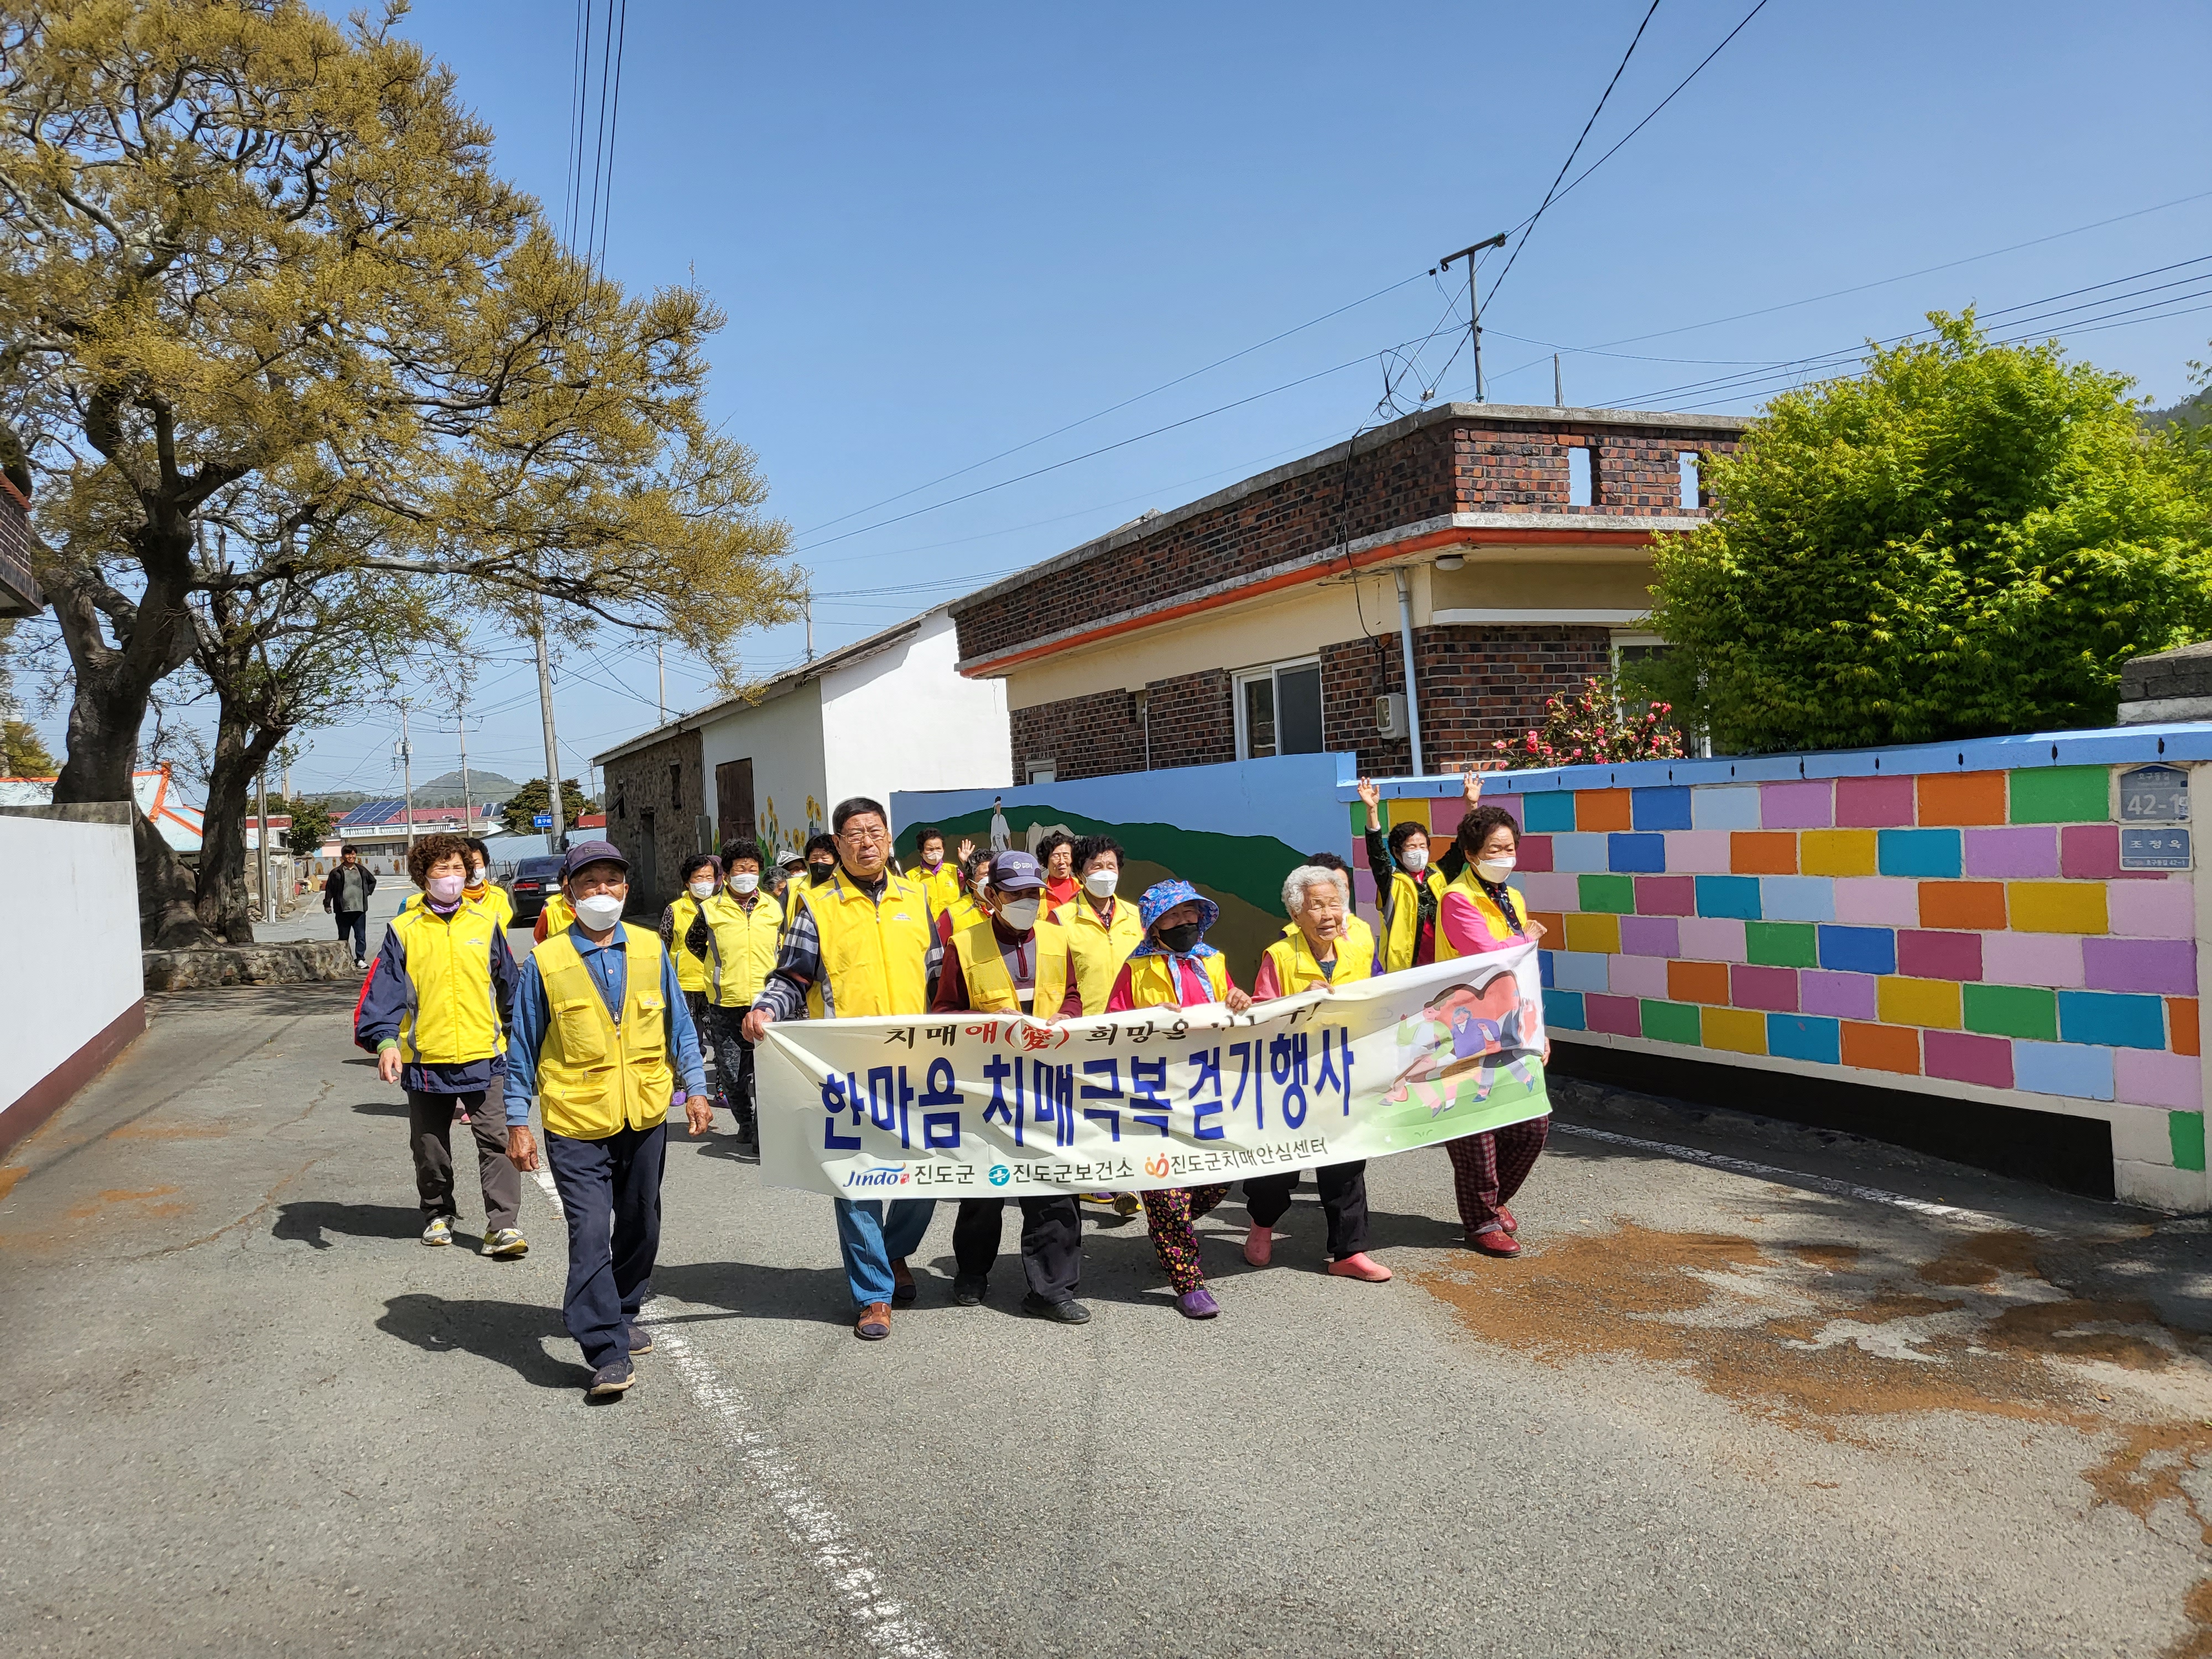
[593,604,1009,907]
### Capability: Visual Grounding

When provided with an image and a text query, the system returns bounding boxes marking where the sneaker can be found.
[354,958,368,972]
[482,1227,528,1258]
[625,1322,654,1356]
[1174,1287,1220,1319]
[952,1274,988,1307]
[587,1359,634,1397]
[1078,1192,1118,1207]
[1243,1222,1274,1267]
[1327,1251,1393,1282]
[890,1257,918,1306]
[1021,1292,1091,1324]
[421,1217,452,1247]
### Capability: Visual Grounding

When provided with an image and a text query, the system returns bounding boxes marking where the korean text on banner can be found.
[757,943,1548,1198]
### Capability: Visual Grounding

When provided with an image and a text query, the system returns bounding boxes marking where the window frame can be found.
[1232,654,1325,761]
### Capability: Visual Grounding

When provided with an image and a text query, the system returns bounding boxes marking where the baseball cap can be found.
[561,838,629,881]
[987,850,1045,893]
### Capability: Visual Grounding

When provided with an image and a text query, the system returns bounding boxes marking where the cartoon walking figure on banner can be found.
[1385,971,1533,1115]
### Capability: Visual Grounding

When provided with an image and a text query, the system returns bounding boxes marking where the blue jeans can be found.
[834,1197,936,1309]
[545,1123,666,1370]
[335,910,367,960]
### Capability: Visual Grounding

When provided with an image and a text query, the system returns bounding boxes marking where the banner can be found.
[758,942,1548,1198]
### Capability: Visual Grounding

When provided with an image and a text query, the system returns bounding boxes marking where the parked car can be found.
[506,854,568,925]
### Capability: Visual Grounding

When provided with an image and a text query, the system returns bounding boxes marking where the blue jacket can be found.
[353,902,520,1095]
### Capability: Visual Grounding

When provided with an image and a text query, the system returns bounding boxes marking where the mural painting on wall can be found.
[893,754,1354,988]
[755,793,828,858]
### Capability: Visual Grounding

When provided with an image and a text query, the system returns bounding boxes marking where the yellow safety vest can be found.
[807,868,933,1018]
[540,892,575,936]
[390,899,505,1064]
[913,860,962,919]
[1037,895,1145,1017]
[1264,916,1380,997]
[1434,870,1529,960]
[1380,865,1448,973]
[405,884,515,931]
[668,892,711,994]
[533,924,676,1140]
[1120,950,1232,1010]
[698,888,785,1008]
[950,917,1029,1014]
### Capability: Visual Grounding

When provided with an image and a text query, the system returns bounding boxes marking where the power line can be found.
[1488,0,1665,306]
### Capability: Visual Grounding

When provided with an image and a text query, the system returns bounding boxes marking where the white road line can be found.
[524,1164,947,1658]
[1550,1120,2053,1235]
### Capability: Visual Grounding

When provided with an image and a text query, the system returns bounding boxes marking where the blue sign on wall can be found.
[533,813,553,828]
[2120,826,2192,870]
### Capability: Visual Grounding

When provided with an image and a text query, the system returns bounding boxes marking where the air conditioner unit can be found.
[1375,693,1407,740]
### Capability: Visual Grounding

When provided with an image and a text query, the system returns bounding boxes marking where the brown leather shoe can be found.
[890,1257,917,1306]
[855,1302,893,1339]
[1469,1227,1521,1258]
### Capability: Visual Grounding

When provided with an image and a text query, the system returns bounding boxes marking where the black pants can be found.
[707,1006,757,1133]
[953,1195,1082,1303]
[407,1087,520,1233]
[684,990,713,1062]
[335,909,367,960]
[544,1122,667,1371]
[1243,1161,1370,1260]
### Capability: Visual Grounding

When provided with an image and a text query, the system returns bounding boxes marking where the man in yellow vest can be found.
[684,836,783,1149]
[504,841,712,1398]
[1241,862,1391,1283]
[743,796,941,1341]
[928,851,1088,1323]
[355,833,524,1255]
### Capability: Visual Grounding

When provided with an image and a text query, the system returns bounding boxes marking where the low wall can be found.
[1354,724,2212,1211]
[0,808,144,1154]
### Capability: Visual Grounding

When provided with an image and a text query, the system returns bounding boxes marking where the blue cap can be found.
[561,838,628,881]
[987,849,1045,893]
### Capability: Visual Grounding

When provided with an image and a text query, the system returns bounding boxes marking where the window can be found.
[1027,761,1057,785]
[1678,451,1700,509]
[1567,446,1594,507]
[1235,657,1324,759]
[668,761,682,809]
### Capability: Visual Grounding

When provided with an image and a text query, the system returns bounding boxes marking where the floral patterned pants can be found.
[1141,1183,1230,1293]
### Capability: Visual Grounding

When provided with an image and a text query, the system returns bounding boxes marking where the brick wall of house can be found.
[953,408,1740,665]
[1010,687,1145,781]
[602,728,705,916]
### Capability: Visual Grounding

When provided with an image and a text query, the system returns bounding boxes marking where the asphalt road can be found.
[4,980,2211,1658]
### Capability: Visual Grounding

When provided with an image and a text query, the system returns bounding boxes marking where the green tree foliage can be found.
[278,794,332,852]
[1648,315,2212,752]
[499,776,591,837]
[2,716,53,774]
[1490,676,1683,770]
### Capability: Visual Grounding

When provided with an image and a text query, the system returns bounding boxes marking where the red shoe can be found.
[1243,1222,1273,1267]
[1327,1251,1392,1282]
[1469,1227,1521,1258]
[1499,1206,1518,1235]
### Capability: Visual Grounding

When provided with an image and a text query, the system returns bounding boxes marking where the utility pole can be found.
[1554,353,1564,407]
[533,611,567,851]
[656,638,667,724]
[456,705,473,828]
[398,700,418,855]
[256,765,272,921]
[1439,232,1508,403]
[804,584,815,663]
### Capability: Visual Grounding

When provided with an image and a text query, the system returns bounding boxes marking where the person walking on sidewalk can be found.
[354,834,525,1255]
[324,846,377,969]
[742,796,942,1342]
[504,841,713,1399]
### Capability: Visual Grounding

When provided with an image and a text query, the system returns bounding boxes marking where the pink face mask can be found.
[427,874,466,905]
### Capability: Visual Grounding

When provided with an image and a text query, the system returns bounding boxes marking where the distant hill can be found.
[2145,387,2209,430]
[304,769,517,811]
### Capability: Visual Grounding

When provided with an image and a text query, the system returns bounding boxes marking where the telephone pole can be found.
[398,700,418,855]
[255,765,272,921]
[656,638,667,724]
[1439,232,1509,403]
[456,705,473,828]
[533,612,567,851]
[804,585,815,662]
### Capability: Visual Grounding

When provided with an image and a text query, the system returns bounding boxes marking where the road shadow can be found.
[350,1098,411,1117]
[692,1132,759,1167]
[273,1200,422,1250]
[377,1292,586,1389]
[342,1056,380,1068]
[651,1260,859,1328]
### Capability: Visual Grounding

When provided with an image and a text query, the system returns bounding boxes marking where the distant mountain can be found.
[414,768,517,806]
[2145,387,2209,430]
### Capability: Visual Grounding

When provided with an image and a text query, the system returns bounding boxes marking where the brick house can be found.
[949,402,1746,782]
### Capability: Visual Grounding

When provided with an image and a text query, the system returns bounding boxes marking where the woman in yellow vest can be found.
[1241,863,1392,1284]
[742,797,942,1342]
[355,833,525,1255]
[907,825,965,919]
[1357,769,1485,971]
[659,852,721,1056]
[1035,833,1146,1018]
[1433,793,1551,1261]
[401,837,515,930]
[503,840,713,1398]
[1105,880,1253,1321]
[533,888,575,943]
[930,851,1090,1323]
[684,837,783,1149]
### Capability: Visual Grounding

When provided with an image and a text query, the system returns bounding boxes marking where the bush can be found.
[1493,677,1684,770]
[1648,314,2212,752]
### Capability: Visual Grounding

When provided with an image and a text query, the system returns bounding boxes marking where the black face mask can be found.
[1157,921,1202,955]
[808,862,836,886]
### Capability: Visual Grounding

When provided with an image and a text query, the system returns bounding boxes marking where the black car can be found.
[506,854,568,925]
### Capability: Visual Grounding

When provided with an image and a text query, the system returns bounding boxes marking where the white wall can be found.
[696,678,828,860]
[0,815,142,1123]
[821,607,1010,821]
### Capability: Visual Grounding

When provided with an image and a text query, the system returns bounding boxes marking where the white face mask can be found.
[1401,846,1430,874]
[1475,856,1516,884]
[1084,868,1118,899]
[688,879,716,900]
[467,867,487,889]
[426,873,466,905]
[573,892,625,930]
[998,896,1041,931]
[729,872,760,895]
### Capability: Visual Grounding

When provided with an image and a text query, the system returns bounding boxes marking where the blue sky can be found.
[207,2,2212,795]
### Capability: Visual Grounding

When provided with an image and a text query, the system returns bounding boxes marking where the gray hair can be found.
[1281,863,1350,916]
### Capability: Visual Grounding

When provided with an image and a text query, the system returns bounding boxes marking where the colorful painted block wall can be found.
[1348,727,2211,1211]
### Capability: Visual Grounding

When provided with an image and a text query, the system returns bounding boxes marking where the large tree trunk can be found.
[135,806,203,947]
[195,697,285,945]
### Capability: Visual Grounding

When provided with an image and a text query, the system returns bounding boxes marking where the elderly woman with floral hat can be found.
[1105,879,1253,1319]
